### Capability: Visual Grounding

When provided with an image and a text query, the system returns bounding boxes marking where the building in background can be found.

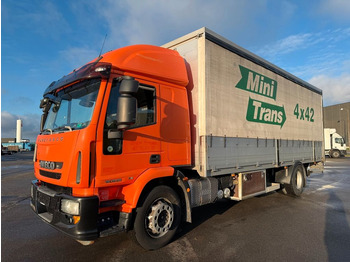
[1,119,34,152]
[323,102,350,144]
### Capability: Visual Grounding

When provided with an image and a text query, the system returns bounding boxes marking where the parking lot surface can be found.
[2,152,350,261]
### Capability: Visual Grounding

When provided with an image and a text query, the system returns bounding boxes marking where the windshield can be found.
[43,79,100,132]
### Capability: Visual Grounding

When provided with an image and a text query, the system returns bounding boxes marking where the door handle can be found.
[150,154,161,164]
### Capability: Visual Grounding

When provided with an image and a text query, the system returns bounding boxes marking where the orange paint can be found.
[34,45,190,212]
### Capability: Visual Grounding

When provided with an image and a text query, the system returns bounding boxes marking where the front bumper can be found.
[30,180,99,241]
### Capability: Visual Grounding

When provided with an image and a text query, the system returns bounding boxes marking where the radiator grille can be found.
[39,169,61,180]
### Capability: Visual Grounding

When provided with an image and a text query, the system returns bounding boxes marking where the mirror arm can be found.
[108,129,123,139]
[40,113,48,132]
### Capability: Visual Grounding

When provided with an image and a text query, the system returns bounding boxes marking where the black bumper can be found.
[30,180,99,241]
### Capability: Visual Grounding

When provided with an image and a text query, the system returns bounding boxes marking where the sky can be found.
[2,0,350,142]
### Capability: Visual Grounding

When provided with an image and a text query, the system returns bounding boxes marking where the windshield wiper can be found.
[42,129,53,135]
[52,125,74,133]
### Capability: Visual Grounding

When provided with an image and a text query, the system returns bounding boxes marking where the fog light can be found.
[61,199,80,215]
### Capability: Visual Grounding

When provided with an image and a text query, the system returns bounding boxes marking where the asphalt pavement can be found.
[2,152,350,261]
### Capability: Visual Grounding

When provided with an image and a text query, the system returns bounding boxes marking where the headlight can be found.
[61,199,80,215]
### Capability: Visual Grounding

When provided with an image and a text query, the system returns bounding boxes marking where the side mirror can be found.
[119,76,139,94]
[40,94,58,112]
[117,76,139,130]
[40,98,49,109]
[40,98,52,113]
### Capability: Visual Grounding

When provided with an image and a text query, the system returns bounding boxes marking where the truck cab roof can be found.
[44,45,189,96]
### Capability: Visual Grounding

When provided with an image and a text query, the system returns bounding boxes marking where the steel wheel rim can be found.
[296,170,303,189]
[145,198,174,238]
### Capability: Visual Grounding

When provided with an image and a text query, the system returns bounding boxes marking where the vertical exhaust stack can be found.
[16,119,22,143]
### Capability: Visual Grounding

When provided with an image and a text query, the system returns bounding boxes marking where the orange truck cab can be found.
[31,28,323,250]
[31,45,192,250]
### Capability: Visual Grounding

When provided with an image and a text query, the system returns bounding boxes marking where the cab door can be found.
[94,78,160,193]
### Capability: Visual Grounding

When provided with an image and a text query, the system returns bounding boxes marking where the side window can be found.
[103,80,156,155]
[105,81,119,129]
[335,138,344,144]
[131,85,156,128]
[103,80,122,155]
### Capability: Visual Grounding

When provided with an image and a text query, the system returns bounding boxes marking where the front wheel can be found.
[133,186,181,250]
[331,150,341,158]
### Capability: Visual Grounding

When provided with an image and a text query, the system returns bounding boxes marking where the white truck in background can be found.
[324,128,347,158]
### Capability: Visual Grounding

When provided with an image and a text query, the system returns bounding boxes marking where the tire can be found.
[331,150,340,158]
[284,164,304,197]
[133,186,181,250]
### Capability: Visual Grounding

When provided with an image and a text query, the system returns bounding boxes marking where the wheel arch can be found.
[275,161,306,187]
[120,167,191,224]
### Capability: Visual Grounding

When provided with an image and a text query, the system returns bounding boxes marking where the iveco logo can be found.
[40,161,55,170]
[39,160,63,170]
[38,137,64,143]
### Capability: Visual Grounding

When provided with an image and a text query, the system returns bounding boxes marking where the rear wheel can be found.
[284,164,304,197]
[133,186,181,250]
